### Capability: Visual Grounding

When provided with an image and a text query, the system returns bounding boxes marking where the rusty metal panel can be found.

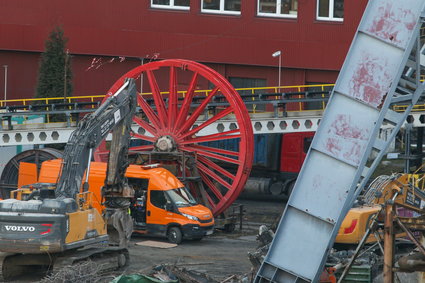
[335,33,403,109]
[314,94,379,167]
[360,0,424,50]
[255,0,425,282]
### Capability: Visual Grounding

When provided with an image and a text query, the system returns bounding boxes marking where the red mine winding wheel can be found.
[96,59,253,216]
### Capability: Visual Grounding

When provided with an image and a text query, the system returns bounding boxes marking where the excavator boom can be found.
[56,79,137,200]
[0,79,137,280]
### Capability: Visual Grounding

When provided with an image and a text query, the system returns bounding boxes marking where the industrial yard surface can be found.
[14,199,283,282]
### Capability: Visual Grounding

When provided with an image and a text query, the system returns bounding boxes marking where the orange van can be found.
[22,159,214,244]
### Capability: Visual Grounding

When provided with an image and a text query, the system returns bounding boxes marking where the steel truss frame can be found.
[255,1,425,282]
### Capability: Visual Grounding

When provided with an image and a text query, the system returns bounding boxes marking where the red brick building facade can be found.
[0,0,368,99]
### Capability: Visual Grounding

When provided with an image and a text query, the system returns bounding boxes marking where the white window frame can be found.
[201,0,241,15]
[316,0,343,22]
[257,0,297,19]
[151,0,190,10]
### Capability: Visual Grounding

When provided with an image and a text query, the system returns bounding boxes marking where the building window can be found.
[151,0,190,10]
[258,0,298,18]
[317,0,343,21]
[202,0,241,15]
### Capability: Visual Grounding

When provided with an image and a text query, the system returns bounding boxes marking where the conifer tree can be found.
[35,26,72,100]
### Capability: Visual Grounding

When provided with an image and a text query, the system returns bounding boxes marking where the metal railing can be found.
[2,82,424,130]
[0,83,335,109]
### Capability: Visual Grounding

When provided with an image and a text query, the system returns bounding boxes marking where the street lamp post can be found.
[3,65,8,105]
[272,50,282,91]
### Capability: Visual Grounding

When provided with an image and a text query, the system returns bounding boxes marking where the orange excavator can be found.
[0,79,137,280]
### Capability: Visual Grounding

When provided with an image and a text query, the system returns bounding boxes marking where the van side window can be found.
[150,190,167,209]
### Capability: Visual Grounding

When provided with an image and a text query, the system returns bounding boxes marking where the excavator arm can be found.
[56,78,137,247]
[55,79,137,200]
[0,79,137,280]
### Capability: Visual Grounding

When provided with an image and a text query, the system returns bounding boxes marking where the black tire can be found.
[167,227,182,244]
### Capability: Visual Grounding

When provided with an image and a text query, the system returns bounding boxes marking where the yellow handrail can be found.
[4,81,425,120]
[0,84,335,107]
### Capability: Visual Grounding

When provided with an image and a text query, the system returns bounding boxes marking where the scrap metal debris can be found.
[247,223,383,281]
[109,262,254,283]
[40,260,103,283]
[248,225,275,271]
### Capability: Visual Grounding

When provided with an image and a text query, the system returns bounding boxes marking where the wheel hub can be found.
[100,59,254,217]
[154,135,176,152]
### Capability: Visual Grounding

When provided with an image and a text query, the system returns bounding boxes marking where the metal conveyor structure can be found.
[255,0,425,282]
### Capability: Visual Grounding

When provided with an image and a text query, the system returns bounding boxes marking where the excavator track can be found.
[52,247,129,273]
[0,248,129,282]
[0,253,27,281]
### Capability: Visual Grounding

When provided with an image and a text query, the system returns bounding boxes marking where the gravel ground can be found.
[11,199,285,282]
[12,198,423,282]
[124,199,285,280]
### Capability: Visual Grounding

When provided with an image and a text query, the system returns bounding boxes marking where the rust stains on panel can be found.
[323,114,369,165]
[366,2,417,48]
[348,51,392,108]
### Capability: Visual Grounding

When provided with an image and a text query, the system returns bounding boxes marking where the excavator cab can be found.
[0,79,136,280]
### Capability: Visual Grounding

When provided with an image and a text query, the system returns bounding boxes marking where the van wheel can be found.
[167,227,182,244]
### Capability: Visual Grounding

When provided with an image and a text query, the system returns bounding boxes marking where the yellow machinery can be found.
[336,172,425,245]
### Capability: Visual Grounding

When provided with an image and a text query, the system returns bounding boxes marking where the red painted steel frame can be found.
[98,59,253,216]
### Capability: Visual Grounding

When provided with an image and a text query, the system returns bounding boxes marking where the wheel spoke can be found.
[105,59,254,217]
[198,162,232,190]
[146,70,168,129]
[199,170,223,202]
[168,66,178,131]
[133,115,157,137]
[177,86,219,136]
[179,107,233,140]
[203,190,217,210]
[175,72,198,130]
[181,129,240,144]
[181,145,240,164]
[131,132,155,142]
[129,144,154,151]
[186,144,239,157]
[136,95,161,131]
[198,156,236,180]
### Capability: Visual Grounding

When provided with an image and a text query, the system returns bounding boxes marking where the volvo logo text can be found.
[5,225,35,232]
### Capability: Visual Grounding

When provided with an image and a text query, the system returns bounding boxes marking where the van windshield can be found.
[166,187,198,207]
